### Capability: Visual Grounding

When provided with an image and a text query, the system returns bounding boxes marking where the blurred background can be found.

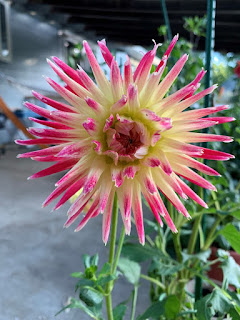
[0,0,239,319]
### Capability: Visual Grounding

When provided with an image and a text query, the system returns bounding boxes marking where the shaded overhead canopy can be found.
[12,0,240,53]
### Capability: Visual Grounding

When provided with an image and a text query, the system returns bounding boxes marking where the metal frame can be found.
[160,0,172,40]
[195,0,216,301]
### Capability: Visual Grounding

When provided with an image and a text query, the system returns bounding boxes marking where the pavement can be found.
[0,144,150,320]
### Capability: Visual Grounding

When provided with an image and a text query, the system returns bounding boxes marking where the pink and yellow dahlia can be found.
[17,36,234,244]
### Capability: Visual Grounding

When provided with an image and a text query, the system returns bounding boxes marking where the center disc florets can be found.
[104,114,150,164]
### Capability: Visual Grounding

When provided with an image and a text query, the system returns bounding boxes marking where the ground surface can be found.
[0,144,150,320]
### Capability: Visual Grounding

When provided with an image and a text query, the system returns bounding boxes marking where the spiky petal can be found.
[17,37,233,244]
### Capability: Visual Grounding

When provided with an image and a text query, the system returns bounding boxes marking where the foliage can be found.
[57,254,118,320]
[60,223,240,319]
[183,15,207,50]
[157,25,167,37]
[67,43,84,70]
[121,219,240,319]
[183,15,207,38]
[157,25,168,42]
[212,57,234,87]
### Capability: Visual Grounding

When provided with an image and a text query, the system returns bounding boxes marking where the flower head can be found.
[17,36,234,244]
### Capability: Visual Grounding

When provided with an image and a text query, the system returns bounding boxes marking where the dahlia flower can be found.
[17,36,234,244]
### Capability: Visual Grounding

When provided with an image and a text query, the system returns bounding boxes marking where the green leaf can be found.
[229,208,240,220]
[216,210,232,216]
[164,295,181,319]
[177,310,197,317]
[83,254,91,268]
[157,25,167,36]
[75,278,95,291]
[85,265,98,279]
[78,288,104,319]
[113,303,127,320]
[67,56,76,69]
[220,224,240,254]
[118,257,141,285]
[227,291,240,309]
[90,254,99,267]
[122,242,165,262]
[229,307,240,319]
[55,298,97,319]
[150,65,156,74]
[182,249,211,263]
[82,254,99,269]
[96,274,117,287]
[208,289,231,315]
[96,262,117,287]
[219,250,240,288]
[137,296,180,320]
[71,272,84,278]
[195,294,213,320]
[149,258,183,276]
[143,218,158,235]
[79,288,103,308]
[136,301,165,320]
[217,249,230,259]
[98,262,111,276]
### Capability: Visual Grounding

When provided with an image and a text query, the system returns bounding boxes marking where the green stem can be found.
[194,276,202,302]
[202,215,223,251]
[105,194,118,320]
[187,215,202,254]
[188,190,204,300]
[108,194,118,272]
[140,274,165,290]
[211,190,221,211]
[201,185,223,251]
[168,202,182,262]
[112,225,125,274]
[130,285,138,320]
[146,235,155,247]
[172,232,182,262]
[173,231,187,304]
[105,294,113,320]
[168,202,186,301]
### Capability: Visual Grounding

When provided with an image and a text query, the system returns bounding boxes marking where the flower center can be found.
[104,115,150,163]
[113,122,143,155]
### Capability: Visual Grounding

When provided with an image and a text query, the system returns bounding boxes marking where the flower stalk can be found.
[113,225,125,274]
[202,215,224,251]
[187,215,202,255]
[105,194,126,320]
[140,274,165,290]
[105,193,118,320]
[130,285,139,320]
[172,233,182,263]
